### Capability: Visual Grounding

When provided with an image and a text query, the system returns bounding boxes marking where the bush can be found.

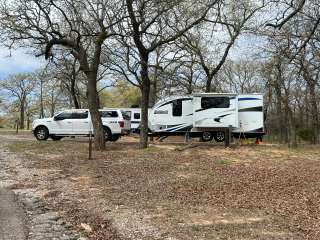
[296,128,314,142]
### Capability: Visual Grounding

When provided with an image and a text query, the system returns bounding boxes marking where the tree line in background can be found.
[0,0,319,149]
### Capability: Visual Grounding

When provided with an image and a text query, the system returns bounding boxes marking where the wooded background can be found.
[0,0,318,148]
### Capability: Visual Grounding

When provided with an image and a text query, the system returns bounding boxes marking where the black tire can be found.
[103,126,112,141]
[214,131,225,142]
[50,135,63,141]
[34,126,49,141]
[109,135,120,142]
[201,131,213,142]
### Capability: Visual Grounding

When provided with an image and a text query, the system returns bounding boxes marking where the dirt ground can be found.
[2,131,320,240]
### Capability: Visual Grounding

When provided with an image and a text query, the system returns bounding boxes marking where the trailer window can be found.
[100,111,118,118]
[134,113,140,119]
[172,99,182,116]
[201,97,230,109]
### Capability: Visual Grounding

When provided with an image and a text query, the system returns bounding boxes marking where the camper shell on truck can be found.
[148,93,264,142]
[118,108,142,132]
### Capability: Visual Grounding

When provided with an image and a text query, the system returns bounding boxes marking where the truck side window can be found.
[134,113,140,119]
[201,97,230,109]
[100,111,118,118]
[57,112,73,119]
[73,112,88,119]
[172,99,182,116]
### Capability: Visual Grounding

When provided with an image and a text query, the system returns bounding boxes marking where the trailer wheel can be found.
[201,131,213,142]
[214,131,225,142]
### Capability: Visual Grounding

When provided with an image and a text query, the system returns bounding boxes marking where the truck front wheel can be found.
[34,126,49,141]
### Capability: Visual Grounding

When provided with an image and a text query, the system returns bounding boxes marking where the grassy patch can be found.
[0,129,31,135]
[215,159,232,165]
[143,146,159,152]
[191,224,201,232]
[7,140,88,155]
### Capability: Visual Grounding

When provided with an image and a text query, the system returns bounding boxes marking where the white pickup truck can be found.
[32,109,131,141]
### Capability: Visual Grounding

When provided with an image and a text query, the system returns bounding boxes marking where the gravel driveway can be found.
[0,188,27,240]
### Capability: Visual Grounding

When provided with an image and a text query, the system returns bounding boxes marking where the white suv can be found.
[32,109,131,141]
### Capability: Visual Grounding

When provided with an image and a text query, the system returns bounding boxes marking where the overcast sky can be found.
[0,47,45,79]
[0,30,266,82]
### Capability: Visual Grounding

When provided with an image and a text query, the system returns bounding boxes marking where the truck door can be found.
[51,111,73,134]
[72,111,90,135]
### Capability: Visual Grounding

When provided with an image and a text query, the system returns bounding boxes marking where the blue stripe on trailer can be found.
[238,97,261,101]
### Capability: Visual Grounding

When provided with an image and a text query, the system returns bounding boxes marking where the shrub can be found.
[296,128,314,142]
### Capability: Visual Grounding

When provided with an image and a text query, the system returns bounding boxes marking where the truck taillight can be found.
[119,121,124,128]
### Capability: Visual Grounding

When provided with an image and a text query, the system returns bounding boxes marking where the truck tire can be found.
[51,135,63,141]
[214,131,225,142]
[34,126,49,141]
[103,126,112,141]
[201,131,213,142]
[110,135,120,142]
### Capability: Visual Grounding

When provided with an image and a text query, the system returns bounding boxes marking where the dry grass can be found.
[4,134,320,240]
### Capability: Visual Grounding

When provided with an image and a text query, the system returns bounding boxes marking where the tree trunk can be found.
[149,76,157,107]
[27,114,30,130]
[40,79,44,118]
[72,94,80,109]
[309,82,318,144]
[205,74,214,92]
[20,97,25,129]
[274,83,284,142]
[139,56,150,149]
[288,110,297,148]
[87,73,105,151]
[70,73,81,109]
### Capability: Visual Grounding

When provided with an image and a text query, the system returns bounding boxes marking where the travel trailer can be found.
[148,93,264,142]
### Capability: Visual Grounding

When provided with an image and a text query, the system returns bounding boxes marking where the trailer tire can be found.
[214,131,225,142]
[201,131,213,142]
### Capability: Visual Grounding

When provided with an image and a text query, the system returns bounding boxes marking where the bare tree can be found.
[0,74,36,129]
[51,56,85,109]
[122,0,218,148]
[180,0,266,92]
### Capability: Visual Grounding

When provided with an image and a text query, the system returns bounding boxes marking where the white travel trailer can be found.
[148,93,264,142]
